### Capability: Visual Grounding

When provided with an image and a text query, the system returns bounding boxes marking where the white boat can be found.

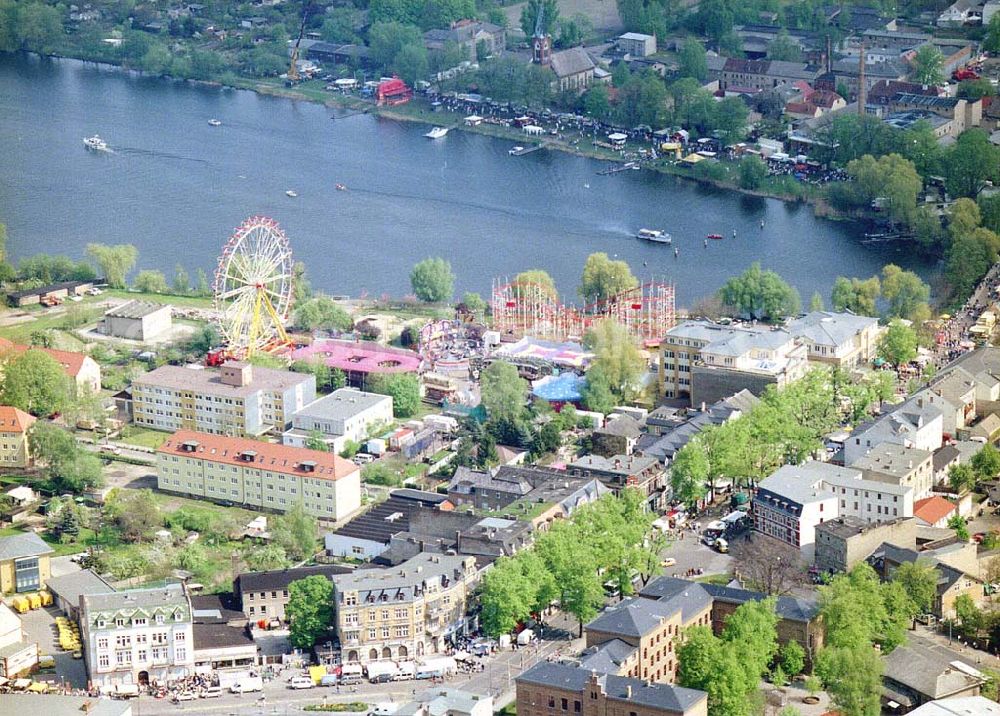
[285,190,298,197]
[83,135,108,151]
[509,146,524,155]
[208,119,222,126]
[637,229,671,244]
[425,126,448,139]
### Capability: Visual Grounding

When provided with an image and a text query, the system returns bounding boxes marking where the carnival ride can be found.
[209,216,295,363]
[490,278,675,342]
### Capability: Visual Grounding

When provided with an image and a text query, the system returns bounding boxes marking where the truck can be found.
[229,676,264,693]
[340,663,364,685]
[415,656,457,679]
[366,660,399,683]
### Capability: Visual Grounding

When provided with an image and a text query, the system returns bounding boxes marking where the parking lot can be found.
[16,604,88,690]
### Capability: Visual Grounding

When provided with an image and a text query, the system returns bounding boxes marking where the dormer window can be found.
[97,619,106,629]
[173,611,183,621]
[116,618,126,627]
[156,615,164,625]
[133,617,147,627]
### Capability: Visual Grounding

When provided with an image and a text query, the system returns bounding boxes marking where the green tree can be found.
[480,361,528,423]
[944,129,1000,199]
[911,44,944,86]
[536,523,603,634]
[173,264,190,294]
[392,43,428,86]
[972,444,1000,481]
[809,292,824,311]
[738,155,768,191]
[195,268,210,296]
[580,364,616,414]
[671,439,709,509]
[86,243,138,288]
[881,264,930,321]
[478,555,537,636]
[948,514,970,541]
[271,503,318,561]
[513,269,558,299]
[0,349,71,416]
[718,262,800,321]
[520,0,559,37]
[957,78,997,100]
[294,295,353,331]
[986,13,1000,54]
[29,422,102,493]
[579,252,638,304]
[584,319,644,403]
[779,639,805,677]
[133,269,168,293]
[583,85,610,118]
[892,561,938,615]
[846,153,922,225]
[305,429,328,451]
[460,291,487,318]
[949,463,976,493]
[832,277,878,315]
[679,38,708,81]
[243,543,289,572]
[286,575,334,648]
[105,489,162,542]
[369,373,421,418]
[816,645,883,716]
[410,257,454,302]
[767,30,801,62]
[878,320,918,367]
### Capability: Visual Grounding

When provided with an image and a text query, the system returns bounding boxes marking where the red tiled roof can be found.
[914,495,956,525]
[0,406,35,433]
[0,338,91,378]
[157,429,359,481]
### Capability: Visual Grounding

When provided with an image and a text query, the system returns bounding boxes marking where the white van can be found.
[230,676,264,693]
[289,676,314,690]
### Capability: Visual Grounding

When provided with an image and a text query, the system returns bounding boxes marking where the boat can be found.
[636,229,671,244]
[509,146,524,155]
[208,119,222,126]
[706,233,724,240]
[83,135,108,151]
[335,184,347,191]
[285,190,298,197]
[425,126,449,139]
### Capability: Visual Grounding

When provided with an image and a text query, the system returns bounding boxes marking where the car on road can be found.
[201,686,223,698]
[172,692,197,702]
[288,676,314,689]
[660,558,676,567]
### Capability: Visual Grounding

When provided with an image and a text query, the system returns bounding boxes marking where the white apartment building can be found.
[753,465,837,551]
[283,388,393,453]
[132,361,315,437]
[785,311,882,369]
[843,395,943,465]
[80,584,194,689]
[156,430,361,521]
[849,443,935,501]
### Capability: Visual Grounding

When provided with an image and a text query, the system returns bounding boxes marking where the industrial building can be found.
[100,300,173,341]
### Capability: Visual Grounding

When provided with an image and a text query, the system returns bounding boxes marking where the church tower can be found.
[532,6,551,66]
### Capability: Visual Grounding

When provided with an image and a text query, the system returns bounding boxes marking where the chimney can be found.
[626,686,632,698]
[826,34,832,73]
[857,42,866,114]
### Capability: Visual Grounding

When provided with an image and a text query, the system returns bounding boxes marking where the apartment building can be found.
[659,321,808,405]
[0,406,35,468]
[718,58,820,91]
[234,564,353,622]
[849,443,935,501]
[155,430,361,521]
[566,454,666,508]
[80,584,194,689]
[844,396,943,465]
[283,388,393,453]
[332,553,479,664]
[516,663,708,716]
[132,361,315,437]
[814,516,918,574]
[785,311,882,369]
[753,465,837,552]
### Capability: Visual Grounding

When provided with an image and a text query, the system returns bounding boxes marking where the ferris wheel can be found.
[213,216,294,359]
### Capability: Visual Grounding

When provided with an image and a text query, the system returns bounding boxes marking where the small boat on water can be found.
[285,190,298,198]
[509,146,524,155]
[83,135,108,151]
[425,126,449,139]
[706,233,724,240]
[636,229,671,244]
[208,119,222,126]
[335,184,347,191]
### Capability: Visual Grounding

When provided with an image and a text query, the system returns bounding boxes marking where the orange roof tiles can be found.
[157,429,359,481]
[0,406,35,433]
[914,495,956,525]
[0,338,91,378]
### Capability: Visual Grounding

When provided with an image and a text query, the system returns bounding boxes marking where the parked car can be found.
[289,676,314,690]
[201,686,223,698]
[172,692,197,702]
[660,557,676,568]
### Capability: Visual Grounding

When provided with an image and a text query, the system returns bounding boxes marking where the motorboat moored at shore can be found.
[637,229,671,244]
[425,126,448,139]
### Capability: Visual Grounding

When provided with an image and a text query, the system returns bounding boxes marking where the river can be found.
[0,53,935,306]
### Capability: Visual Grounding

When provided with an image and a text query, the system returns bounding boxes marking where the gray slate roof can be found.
[82,583,190,621]
[0,531,54,561]
[640,576,818,622]
[294,388,390,422]
[587,597,682,638]
[786,311,878,349]
[579,638,637,674]
[45,569,115,605]
[884,644,985,699]
[550,47,595,78]
[515,662,706,712]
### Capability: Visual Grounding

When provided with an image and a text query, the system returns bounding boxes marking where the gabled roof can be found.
[234,564,353,595]
[550,47,595,78]
[0,406,35,433]
[579,638,637,674]
[0,531,54,561]
[914,496,956,525]
[0,338,93,378]
[597,414,642,438]
[884,644,985,700]
[587,597,680,637]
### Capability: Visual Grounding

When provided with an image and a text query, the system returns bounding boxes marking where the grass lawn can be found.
[102,289,214,309]
[696,573,733,586]
[118,427,169,449]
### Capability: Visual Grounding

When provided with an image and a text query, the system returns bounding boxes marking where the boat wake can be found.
[113,147,210,164]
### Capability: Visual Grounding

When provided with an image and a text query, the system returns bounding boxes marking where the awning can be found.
[27,681,48,693]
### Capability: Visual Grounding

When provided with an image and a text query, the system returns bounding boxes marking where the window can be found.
[137,649,148,662]
[133,618,147,627]
[97,637,108,650]
[98,653,110,668]
[175,632,186,642]
[368,628,377,639]
[175,647,187,661]
[574,702,581,713]
[561,699,568,711]
[13,557,40,592]
[156,615,164,625]
[115,618,126,628]
[548,699,555,708]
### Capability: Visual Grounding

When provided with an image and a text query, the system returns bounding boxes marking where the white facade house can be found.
[785,311,882,369]
[814,462,915,523]
[753,465,837,552]
[843,396,943,465]
[81,585,194,689]
[283,388,393,453]
[849,443,935,501]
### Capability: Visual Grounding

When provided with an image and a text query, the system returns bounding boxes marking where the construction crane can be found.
[286,0,312,85]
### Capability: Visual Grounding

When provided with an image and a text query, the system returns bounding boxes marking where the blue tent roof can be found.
[532,373,585,402]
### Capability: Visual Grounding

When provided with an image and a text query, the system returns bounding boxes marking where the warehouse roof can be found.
[104,300,171,319]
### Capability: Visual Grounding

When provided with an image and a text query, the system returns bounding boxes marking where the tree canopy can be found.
[718,262,800,321]
[410,257,454,302]
[480,361,528,423]
[286,575,334,648]
[579,253,638,304]
[583,319,643,404]
[0,348,71,416]
[85,243,138,288]
[294,295,353,332]
[369,372,421,418]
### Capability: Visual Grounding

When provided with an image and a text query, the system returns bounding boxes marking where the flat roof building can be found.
[101,300,173,342]
[283,388,393,453]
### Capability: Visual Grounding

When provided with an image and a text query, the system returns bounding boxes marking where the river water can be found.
[0,53,935,306]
